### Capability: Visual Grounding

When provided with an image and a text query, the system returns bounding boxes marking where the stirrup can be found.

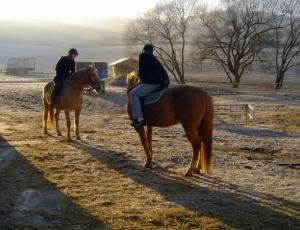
[131,119,146,128]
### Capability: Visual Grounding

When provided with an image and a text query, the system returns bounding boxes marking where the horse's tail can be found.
[198,94,214,174]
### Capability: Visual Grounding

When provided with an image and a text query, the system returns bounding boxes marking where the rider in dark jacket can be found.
[129,44,170,127]
[139,52,169,86]
[50,48,78,106]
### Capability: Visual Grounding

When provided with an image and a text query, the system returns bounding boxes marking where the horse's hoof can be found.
[67,138,72,142]
[194,169,201,174]
[76,136,81,140]
[144,162,152,169]
[185,170,193,177]
[205,169,212,175]
[57,133,62,136]
[44,130,48,135]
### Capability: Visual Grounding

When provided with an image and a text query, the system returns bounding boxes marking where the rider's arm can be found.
[55,57,63,72]
[70,60,75,74]
[138,54,150,83]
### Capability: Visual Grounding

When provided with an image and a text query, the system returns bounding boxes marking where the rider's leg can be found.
[50,81,64,107]
[129,84,160,122]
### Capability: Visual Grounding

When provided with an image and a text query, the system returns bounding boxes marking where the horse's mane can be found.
[65,68,87,83]
[126,71,139,93]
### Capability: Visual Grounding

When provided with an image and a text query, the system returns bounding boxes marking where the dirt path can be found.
[0,78,299,229]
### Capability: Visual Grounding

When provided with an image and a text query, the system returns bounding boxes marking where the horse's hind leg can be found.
[195,125,205,174]
[74,110,81,140]
[55,109,62,136]
[194,139,202,175]
[184,126,201,177]
[65,110,72,142]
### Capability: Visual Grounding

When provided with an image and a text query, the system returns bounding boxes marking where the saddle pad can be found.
[144,89,167,105]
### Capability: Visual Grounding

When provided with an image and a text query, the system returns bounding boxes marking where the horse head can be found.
[126,71,139,93]
[86,65,105,94]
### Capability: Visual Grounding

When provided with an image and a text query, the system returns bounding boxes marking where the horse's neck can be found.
[127,82,138,93]
[65,71,88,93]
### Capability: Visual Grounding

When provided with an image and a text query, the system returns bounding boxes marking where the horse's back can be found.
[143,85,212,127]
[166,85,211,107]
[170,85,209,97]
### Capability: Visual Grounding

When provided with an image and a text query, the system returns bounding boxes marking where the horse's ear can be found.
[86,65,94,71]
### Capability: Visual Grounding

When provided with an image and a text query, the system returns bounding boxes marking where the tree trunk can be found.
[178,71,186,85]
[179,78,186,84]
[232,76,241,88]
[275,72,284,89]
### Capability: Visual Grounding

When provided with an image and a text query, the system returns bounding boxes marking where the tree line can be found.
[125,0,300,88]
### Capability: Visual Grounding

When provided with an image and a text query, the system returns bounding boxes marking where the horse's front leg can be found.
[136,127,152,168]
[146,126,153,156]
[74,110,81,140]
[65,110,72,142]
[43,103,49,134]
[55,109,62,136]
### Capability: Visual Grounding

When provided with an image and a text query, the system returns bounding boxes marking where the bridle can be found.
[86,68,103,90]
[64,68,103,91]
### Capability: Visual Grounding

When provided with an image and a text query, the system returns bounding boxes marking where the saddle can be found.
[142,87,167,105]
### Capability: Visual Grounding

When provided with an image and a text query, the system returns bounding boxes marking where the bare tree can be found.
[125,0,198,84]
[193,0,273,88]
[270,0,300,89]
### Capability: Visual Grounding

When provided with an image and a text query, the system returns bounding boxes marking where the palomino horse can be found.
[43,65,104,141]
[127,72,214,176]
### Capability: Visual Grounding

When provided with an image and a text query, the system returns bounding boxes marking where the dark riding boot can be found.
[50,82,62,107]
[131,119,146,128]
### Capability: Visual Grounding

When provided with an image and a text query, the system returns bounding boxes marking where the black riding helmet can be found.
[68,48,79,56]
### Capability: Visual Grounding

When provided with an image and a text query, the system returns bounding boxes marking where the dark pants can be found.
[129,83,160,120]
[50,81,64,106]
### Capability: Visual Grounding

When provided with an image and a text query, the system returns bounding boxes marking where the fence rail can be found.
[215,104,254,124]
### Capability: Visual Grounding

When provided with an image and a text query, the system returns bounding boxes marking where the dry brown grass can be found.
[0,108,230,229]
[261,109,300,132]
[0,78,300,229]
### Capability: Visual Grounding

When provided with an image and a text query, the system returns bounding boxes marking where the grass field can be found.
[0,72,299,229]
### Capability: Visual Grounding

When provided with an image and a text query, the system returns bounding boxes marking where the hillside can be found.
[0,17,133,47]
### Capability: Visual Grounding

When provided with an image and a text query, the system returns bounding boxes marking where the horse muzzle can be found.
[94,81,105,94]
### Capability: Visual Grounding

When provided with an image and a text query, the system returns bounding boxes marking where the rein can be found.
[85,69,103,90]
[65,70,101,91]
[87,77,102,89]
[65,80,84,91]
[127,83,138,94]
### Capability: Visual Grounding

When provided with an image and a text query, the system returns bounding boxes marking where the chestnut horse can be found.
[127,73,214,176]
[43,66,104,141]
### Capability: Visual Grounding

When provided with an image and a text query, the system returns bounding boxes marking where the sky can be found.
[0,0,219,22]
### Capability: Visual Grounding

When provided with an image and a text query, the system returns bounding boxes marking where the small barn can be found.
[6,57,36,75]
[76,62,108,79]
[109,58,138,79]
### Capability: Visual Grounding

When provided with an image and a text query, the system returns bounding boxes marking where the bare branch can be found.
[125,0,198,84]
[193,0,274,87]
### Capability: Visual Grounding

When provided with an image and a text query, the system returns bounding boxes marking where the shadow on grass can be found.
[216,123,300,138]
[97,90,127,107]
[71,140,300,229]
[0,136,107,230]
